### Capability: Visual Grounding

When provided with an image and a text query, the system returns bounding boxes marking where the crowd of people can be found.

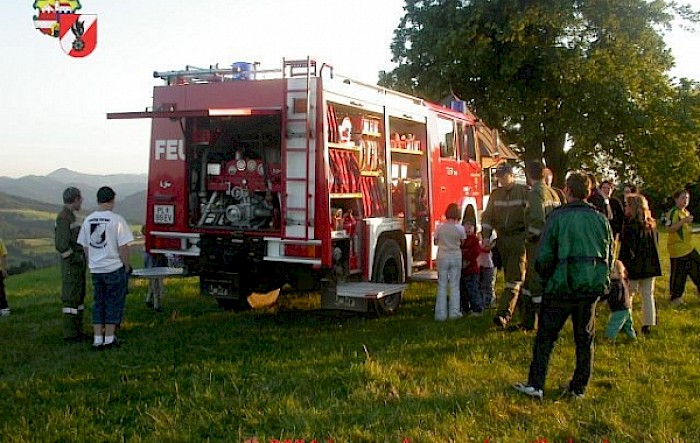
[434,163,700,400]
[0,168,698,390]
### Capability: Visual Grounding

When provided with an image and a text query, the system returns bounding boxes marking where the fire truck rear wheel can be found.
[371,239,406,315]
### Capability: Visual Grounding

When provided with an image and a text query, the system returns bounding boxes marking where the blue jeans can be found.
[606,309,636,339]
[461,274,480,312]
[91,267,128,325]
[479,266,496,307]
[436,256,462,319]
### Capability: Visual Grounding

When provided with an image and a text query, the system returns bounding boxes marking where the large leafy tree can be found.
[382,0,700,190]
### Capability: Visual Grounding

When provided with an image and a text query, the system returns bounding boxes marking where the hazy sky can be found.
[1,0,698,178]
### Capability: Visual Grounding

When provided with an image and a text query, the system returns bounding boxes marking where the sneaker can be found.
[449,311,464,320]
[103,338,121,350]
[0,308,10,317]
[91,342,104,351]
[493,315,507,329]
[513,382,543,399]
[146,300,154,309]
[641,325,652,335]
[469,310,483,317]
[562,387,585,400]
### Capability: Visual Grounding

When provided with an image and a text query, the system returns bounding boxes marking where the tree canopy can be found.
[382,0,700,193]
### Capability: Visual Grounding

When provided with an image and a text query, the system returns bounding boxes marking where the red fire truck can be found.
[108,57,485,314]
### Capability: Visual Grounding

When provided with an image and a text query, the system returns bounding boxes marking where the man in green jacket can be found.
[55,187,88,343]
[481,164,529,329]
[520,161,563,330]
[513,172,613,399]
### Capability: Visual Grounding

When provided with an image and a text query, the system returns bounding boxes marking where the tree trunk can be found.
[543,133,568,189]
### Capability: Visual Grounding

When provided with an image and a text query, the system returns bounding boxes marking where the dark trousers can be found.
[669,249,700,299]
[527,297,599,394]
[0,274,7,309]
[495,233,526,323]
[520,240,542,330]
[61,254,87,338]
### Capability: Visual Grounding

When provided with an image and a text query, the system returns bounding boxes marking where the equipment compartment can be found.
[185,114,282,231]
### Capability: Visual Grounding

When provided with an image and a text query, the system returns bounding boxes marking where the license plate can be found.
[154,205,174,224]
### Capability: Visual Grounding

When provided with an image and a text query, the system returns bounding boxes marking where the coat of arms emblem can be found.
[33,1,98,57]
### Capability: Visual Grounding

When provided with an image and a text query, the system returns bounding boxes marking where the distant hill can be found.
[117,190,147,225]
[0,188,146,272]
[0,168,147,223]
[0,192,64,213]
[0,192,63,240]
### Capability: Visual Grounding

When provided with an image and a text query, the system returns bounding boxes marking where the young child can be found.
[605,260,636,341]
[0,238,10,316]
[477,231,496,309]
[461,220,482,315]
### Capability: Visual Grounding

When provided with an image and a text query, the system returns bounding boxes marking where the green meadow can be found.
[0,232,698,442]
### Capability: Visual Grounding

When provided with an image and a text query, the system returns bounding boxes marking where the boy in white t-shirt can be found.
[78,186,134,350]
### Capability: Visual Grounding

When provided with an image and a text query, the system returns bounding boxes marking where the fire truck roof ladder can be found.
[282,56,315,241]
[153,63,281,85]
[283,57,317,78]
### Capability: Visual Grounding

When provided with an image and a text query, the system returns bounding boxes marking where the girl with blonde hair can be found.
[618,193,662,334]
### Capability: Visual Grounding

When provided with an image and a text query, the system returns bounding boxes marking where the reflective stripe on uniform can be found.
[493,199,526,207]
[62,305,84,314]
[528,226,542,236]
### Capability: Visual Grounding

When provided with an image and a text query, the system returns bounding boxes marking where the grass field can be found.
[0,233,699,442]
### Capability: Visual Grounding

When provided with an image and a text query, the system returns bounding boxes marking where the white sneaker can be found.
[513,382,543,399]
[562,387,585,400]
[449,311,464,320]
[0,308,10,317]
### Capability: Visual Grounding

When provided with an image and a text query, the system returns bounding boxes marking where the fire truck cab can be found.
[109,57,484,314]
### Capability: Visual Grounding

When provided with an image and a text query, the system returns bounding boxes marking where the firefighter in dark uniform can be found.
[55,187,88,343]
[481,164,529,329]
[521,161,563,330]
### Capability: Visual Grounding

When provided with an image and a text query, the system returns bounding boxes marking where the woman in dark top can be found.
[618,194,662,334]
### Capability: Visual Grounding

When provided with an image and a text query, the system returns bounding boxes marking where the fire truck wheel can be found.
[371,239,406,315]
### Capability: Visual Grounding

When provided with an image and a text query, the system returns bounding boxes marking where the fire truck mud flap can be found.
[322,282,407,314]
